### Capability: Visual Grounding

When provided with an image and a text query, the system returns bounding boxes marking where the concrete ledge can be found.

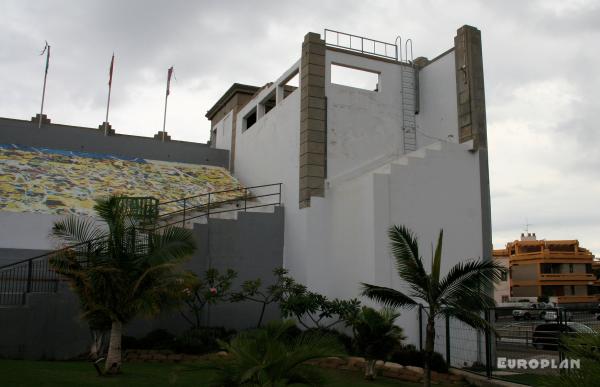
[449,368,528,387]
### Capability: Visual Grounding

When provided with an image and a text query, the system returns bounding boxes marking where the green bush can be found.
[122,329,176,350]
[174,327,236,355]
[390,345,448,373]
[284,326,355,355]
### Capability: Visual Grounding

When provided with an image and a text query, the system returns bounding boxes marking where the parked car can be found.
[532,322,595,350]
[543,309,573,322]
[512,302,554,321]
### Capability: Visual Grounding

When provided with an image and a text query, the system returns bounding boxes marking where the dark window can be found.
[501,271,508,281]
[569,264,574,273]
[243,108,257,131]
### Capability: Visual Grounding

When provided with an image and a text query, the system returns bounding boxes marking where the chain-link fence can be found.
[417,304,600,383]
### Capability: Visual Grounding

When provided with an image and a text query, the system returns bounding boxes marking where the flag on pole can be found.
[166,66,174,96]
[108,53,115,86]
[40,41,50,74]
[38,41,51,128]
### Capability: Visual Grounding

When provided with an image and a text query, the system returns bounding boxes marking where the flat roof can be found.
[205,83,260,120]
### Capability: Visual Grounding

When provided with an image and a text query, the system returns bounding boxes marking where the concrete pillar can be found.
[454,25,487,149]
[98,122,116,135]
[299,32,326,209]
[30,114,51,125]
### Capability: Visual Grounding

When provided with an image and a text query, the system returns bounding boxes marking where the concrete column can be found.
[299,32,326,209]
[454,25,487,149]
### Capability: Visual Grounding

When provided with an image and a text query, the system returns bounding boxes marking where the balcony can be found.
[539,273,596,282]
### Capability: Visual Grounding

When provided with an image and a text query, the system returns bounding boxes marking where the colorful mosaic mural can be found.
[0,144,244,217]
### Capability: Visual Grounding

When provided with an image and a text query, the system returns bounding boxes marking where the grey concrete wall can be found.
[0,117,229,167]
[0,248,50,267]
[0,208,284,359]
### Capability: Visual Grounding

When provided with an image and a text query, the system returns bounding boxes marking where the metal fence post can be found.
[418,305,423,351]
[26,259,33,294]
[182,197,186,227]
[244,188,247,212]
[445,314,451,366]
[207,192,211,219]
[485,309,492,379]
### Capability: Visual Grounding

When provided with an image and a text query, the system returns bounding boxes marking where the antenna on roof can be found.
[524,218,533,233]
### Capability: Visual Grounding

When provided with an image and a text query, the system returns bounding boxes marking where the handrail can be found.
[324,29,399,61]
[0,183,282,305]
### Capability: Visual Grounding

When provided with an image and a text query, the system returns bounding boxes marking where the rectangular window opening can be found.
[330,63,379,92]
[243,108,257,131]
[281,69,299,100]
[260,90,277,116]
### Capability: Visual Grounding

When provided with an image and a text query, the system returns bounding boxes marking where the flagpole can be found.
[39,43,50,128]
[104,54,114,136]
[162,66,173,142]
[162,92,168,142]
[104,85,112,136]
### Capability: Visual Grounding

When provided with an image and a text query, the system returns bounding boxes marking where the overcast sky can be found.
[1,0,599,254]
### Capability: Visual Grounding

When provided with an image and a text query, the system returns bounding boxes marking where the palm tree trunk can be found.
[364,359,377,380]
[424,318,435,387]
[105,320,122,374]
[90,329,109,360]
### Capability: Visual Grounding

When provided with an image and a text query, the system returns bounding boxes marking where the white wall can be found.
[231,46,487,365]
[416,51,459,145]
[213,111,233,151]
[0,212,63,250]
[325,50,416,181]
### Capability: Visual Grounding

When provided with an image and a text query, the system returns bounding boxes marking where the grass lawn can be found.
[0,359,463,387]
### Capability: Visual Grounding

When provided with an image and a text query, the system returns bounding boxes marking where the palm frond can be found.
[360,283,418,309]
[441,305,496,336]
[146,226,196,265]
[438,259,505,302]
[51,216,106,246]
[388,225,430,293]
[431,229,443,285]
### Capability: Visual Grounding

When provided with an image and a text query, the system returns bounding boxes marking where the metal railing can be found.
[324,29,398,61]
[0,183,282,306]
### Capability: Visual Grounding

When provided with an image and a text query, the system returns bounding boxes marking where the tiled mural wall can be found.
[0,144,244,216]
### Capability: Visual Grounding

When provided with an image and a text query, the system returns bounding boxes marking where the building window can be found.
[501,271,508,281]
[259,90,276,117]
[501,295,509,303]
[279,69,299,101]
[569,263,574,273]
[330,63,380,92]
[243,108,257,131]
[570,285,575,295]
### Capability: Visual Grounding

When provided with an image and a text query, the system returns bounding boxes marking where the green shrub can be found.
[390,345,448,373]
[283,326,355,355]
[174,327,236,355]
[122,329,176,350]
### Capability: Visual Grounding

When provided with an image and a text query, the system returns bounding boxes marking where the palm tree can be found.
[210,320,346,386]
[346,307,404,380]
[361,225,505,387]
[50,195,196,374]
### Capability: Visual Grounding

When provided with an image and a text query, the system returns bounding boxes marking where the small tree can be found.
[51,196,195,375]
[346,307,404,380]
[278,273,360,329]
[230,267,288,328]
[361,225,505,387]
[180,268,237,329]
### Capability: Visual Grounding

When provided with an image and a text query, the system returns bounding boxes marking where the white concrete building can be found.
[207,26,492,366]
